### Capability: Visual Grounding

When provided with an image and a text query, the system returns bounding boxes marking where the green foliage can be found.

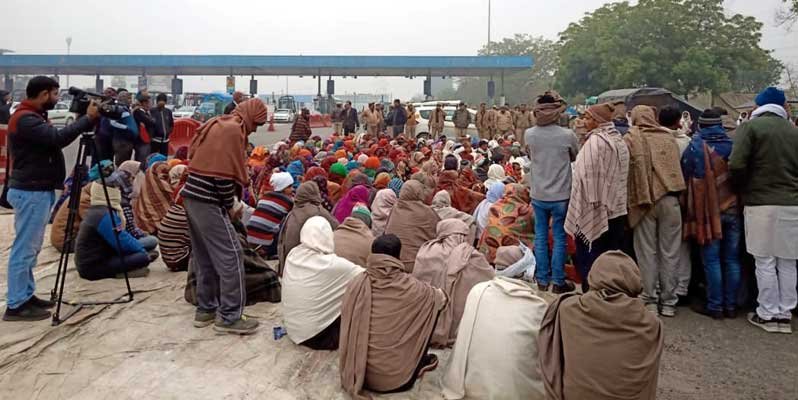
[449,34,560,105]
[556,0,783,98]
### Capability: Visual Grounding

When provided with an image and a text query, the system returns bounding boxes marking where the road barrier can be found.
[169,118,201,155]
[309,114,324,128]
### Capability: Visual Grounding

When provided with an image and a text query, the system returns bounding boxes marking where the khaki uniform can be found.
[475,109,490,140]
[486,109,498,139]
[495,111,515,137]
[514,110,535,146]
[406,110,419,137]
[362,108,381,136]
[429,108,446,138]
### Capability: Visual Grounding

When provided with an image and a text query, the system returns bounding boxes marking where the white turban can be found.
[270,172,294,192]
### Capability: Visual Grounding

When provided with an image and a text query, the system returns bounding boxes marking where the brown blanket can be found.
[538,251,663,400]
[339,253,447,399]
[334,217,374,268]
[384,180,440,272]
[133,161,173,235]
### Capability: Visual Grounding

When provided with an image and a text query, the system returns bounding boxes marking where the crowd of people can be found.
[3,74,798,399]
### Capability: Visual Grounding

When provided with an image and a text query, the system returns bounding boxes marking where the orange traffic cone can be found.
[267,114,275,132]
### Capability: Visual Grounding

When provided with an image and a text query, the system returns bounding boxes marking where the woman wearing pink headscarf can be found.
[332,185,370,223]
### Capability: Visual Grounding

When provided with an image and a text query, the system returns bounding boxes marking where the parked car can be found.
[193,102,220,122]
[173,105,196,119]
[49,102,77,126]
[414,105,478,139]
[273,108,295,123]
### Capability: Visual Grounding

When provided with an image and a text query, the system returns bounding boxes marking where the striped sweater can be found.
[180,173,237,210]
[157,203,191,271]
[246,192,294,249]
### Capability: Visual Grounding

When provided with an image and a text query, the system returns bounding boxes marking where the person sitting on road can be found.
[282,216,364,350]
[75,182,156,281]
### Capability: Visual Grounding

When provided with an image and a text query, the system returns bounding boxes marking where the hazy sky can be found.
[3,0,796,98]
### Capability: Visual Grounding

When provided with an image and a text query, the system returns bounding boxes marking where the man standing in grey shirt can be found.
[524,92,578,294]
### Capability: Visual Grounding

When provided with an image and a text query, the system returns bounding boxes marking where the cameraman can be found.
[3,76,99,322]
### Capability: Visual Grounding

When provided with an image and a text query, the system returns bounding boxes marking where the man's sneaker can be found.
[747,312,779,333]
[691,304,723,320]
[536,283,549,292]
[194,310,216,328]
[3,300,51,322]
[724,309,738,319]
[29,295,56,309]
[645,303,659,314]
[115,267,150,279]
[660,305,677,318]
[213,315,259,335]
[775,319,793,334]
[676,295,691,307]
[552,281,576,295]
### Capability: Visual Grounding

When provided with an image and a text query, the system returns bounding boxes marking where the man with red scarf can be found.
[3,76,99,321]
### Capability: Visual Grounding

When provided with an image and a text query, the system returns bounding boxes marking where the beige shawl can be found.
[370,189,397,237]
[538,251,663,400]
[384,180,440,272]
[413,219,494,347]
[442,277,548,400]
[334,217,374,268]
[431,190,477,244]
[339,253,447,398]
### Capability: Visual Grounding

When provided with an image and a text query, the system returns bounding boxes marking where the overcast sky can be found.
[3,0,797,98]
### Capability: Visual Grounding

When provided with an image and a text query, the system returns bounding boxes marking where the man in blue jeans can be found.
[3,76,98,321]
[524,92,578,293]
[682,109,742,320]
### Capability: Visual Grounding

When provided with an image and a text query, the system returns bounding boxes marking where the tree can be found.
[777,0,798,26]
[450,34,560,105]
[556,0,784,99]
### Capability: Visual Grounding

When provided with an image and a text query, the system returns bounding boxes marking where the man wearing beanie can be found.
[681,109,741,320]
[729,86,798,334]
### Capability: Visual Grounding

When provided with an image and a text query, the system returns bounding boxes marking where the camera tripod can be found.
[50,133,134,326]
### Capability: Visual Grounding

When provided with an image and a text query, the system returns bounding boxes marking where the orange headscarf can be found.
[188,99,268,187]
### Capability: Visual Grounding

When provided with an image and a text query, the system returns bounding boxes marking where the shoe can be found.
[660,305,676,318]
[552,281,576,294]
[416,354,439,380]
[29,295,56,309]
[194,310,216,328]
[3,300,51,322]
[148,250,160,262]
[645,303,659,314]
[724,309,738,319]
[115,267,150,279]
[775,319,793,334]
[676,295,691,307]
[536,283,549,292]
[691,304,723,320]
[213,315,259,335]
[747,312,779,333]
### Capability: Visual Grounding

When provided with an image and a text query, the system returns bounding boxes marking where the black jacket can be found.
[224,101,237,115]
[341,108,359,130]
[149,106,174,141]
[0,103,10,124]
[8,109,94,191]
[133,107,156,142]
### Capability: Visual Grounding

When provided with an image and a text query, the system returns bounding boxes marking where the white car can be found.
[49,102,77,126]
[414,105,478,139]
[273,108,295,123]
[173,105,196,119]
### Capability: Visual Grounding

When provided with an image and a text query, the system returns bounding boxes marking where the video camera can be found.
[68,87,126,120]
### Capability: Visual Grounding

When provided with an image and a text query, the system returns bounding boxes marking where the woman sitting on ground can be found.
[75,182,156,280]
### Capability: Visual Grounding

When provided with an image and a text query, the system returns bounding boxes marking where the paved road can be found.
[62,122,336,171]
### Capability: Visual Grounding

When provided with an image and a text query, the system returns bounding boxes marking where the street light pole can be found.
[66,37,72,87]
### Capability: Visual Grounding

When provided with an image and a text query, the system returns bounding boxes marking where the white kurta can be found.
[744,205,798,260]
[441,277,548,400]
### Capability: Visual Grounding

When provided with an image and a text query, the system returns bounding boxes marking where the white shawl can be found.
[281,216,364,344]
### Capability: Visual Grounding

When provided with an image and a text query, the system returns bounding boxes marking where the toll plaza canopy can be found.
[0,55,533,77]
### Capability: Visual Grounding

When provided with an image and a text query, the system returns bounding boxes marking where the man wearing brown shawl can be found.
[384,180,441,272]
[276,181,338,276]
[625,105,686,317]
[334,206,374,268]
[413,219,494,347]
[340,234,447,398]
[564,103,629,292]
[538,251,663,400]
[180,98,268,335]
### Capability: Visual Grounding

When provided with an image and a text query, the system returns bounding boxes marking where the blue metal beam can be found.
[0,54,533,77]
